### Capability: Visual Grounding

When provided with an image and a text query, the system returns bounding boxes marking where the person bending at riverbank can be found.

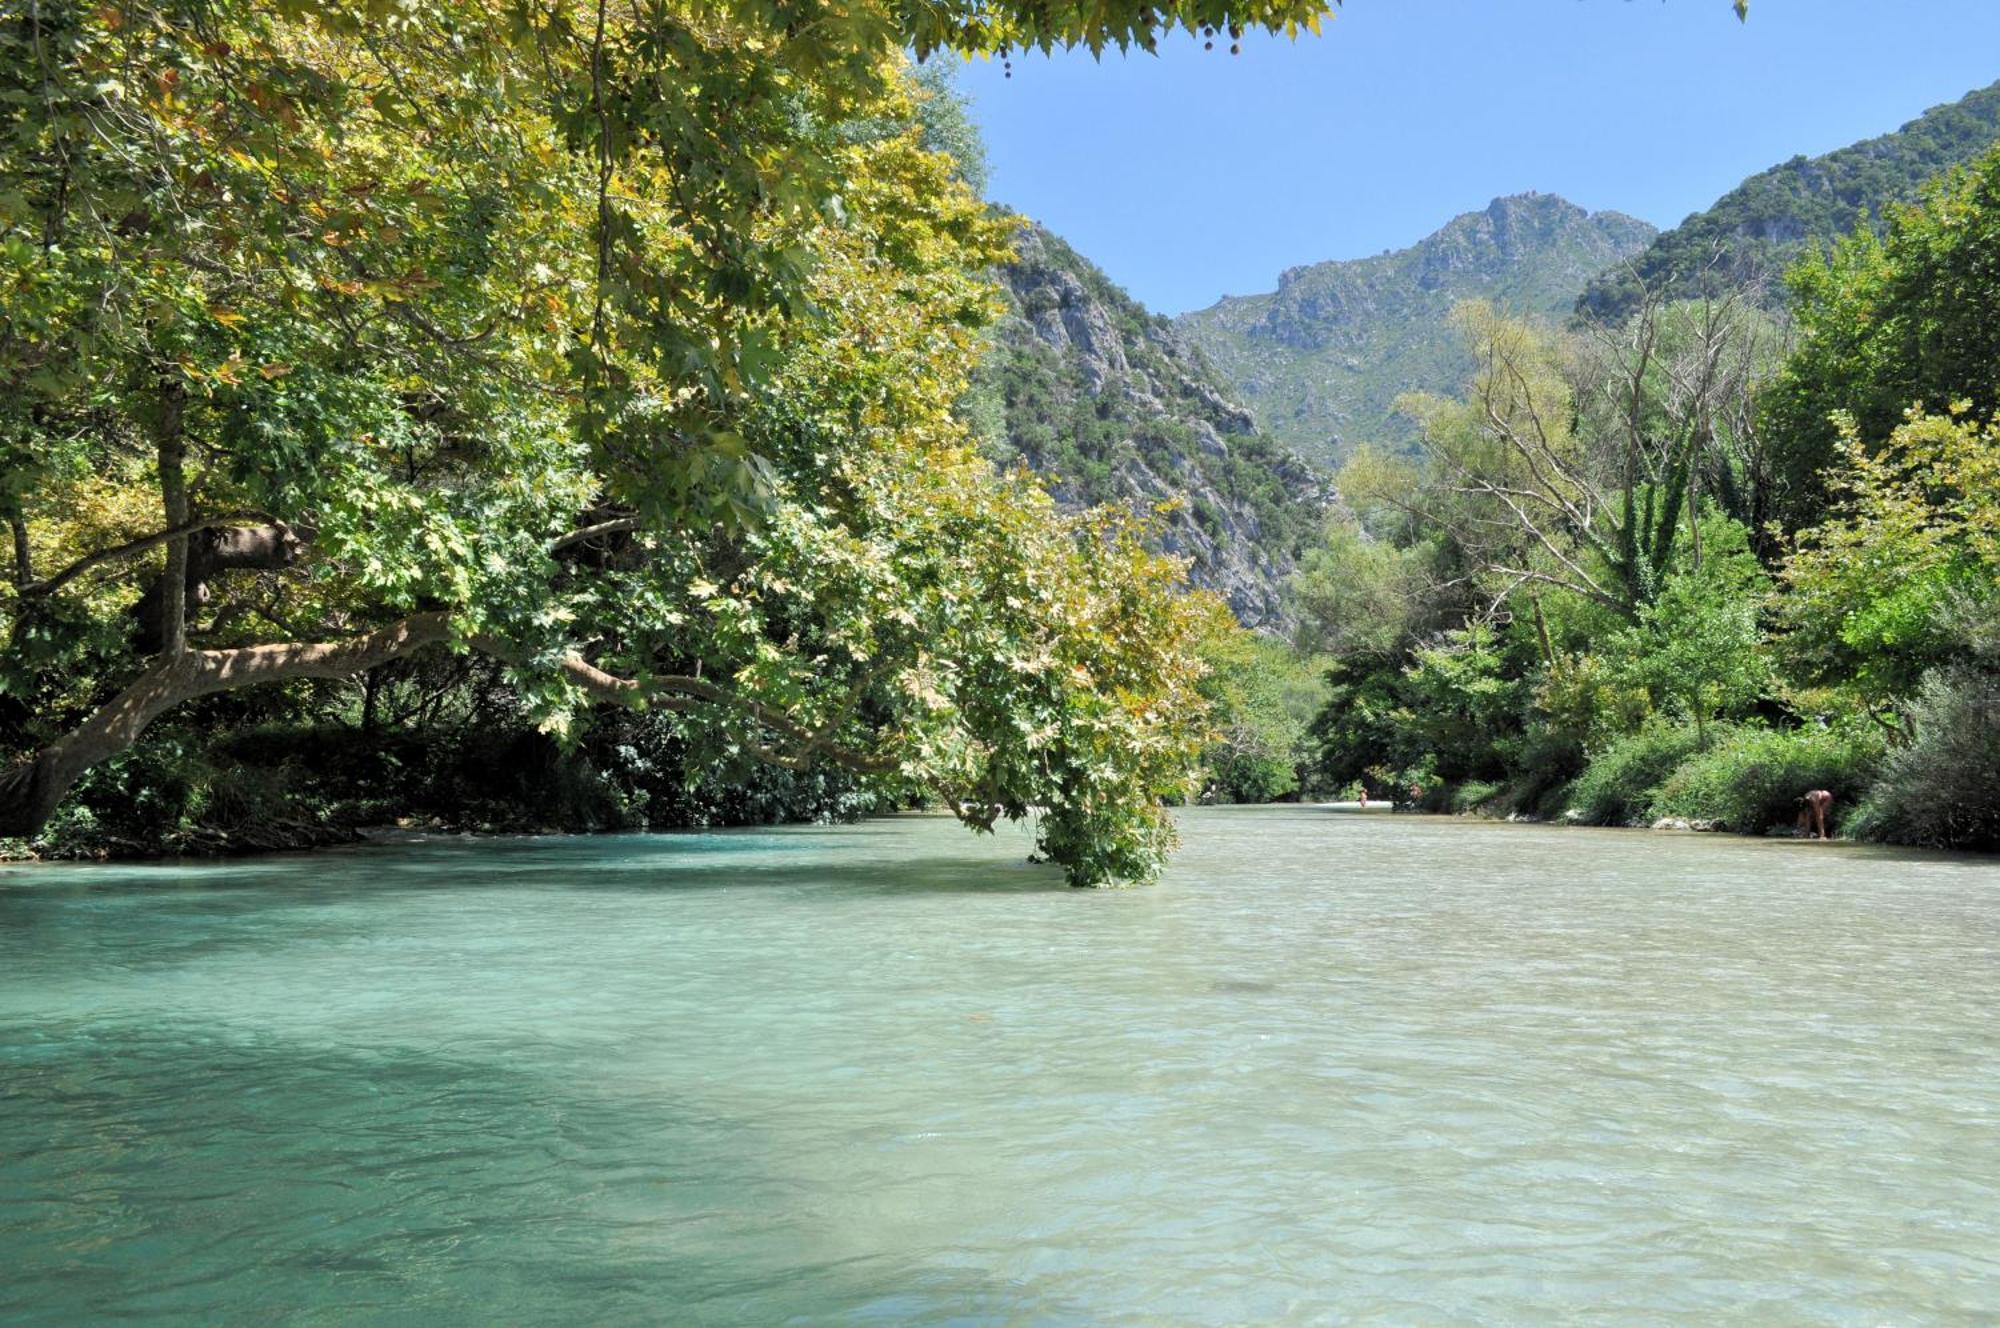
[1798,789,1834,840]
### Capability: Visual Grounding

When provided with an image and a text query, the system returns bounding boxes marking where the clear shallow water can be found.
[2,809,1997,1326]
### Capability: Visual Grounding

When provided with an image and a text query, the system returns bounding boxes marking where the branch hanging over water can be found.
[0,612,896,839]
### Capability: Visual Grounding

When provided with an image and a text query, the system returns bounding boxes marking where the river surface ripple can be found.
[2,807,1997,1325]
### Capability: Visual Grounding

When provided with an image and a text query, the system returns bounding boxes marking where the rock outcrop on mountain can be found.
[968,224,1328,632]
[1177,193,1656,465]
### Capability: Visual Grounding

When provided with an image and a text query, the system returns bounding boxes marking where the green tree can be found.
[1290,517,1434,661]
[1395,624,1524,785]
[1762,144,2000,529]
[1,0,1320,882]
[1382,298,1768,620]
[1777,406,2000,724]
[1606,516,1770,742]
[1307,657,1408,793]
[1197,627,1326,803]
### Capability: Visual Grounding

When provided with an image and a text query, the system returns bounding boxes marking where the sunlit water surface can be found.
[2,808,1997,1325]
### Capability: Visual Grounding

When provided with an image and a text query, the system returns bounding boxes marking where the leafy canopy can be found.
[1762,143,2000,528]
[1778,406,2000,711]
[0,0,1289,881]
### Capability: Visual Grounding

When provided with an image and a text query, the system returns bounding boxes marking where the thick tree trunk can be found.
[9,515,28,588]
[157,390,189,658]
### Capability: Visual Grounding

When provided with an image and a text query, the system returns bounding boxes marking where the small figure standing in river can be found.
[1798,788,1834,840]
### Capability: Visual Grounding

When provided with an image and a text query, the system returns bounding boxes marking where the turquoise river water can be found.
[2,807,1997,1324]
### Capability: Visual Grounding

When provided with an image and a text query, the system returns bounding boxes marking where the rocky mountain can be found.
[1577,79,2000,325]
[1177,193,1657,466]
[966,224,1328,631]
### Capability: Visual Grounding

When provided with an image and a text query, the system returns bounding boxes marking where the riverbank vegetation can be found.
[1298,145,2000,851]
[0,0,1333,885]
[4,0,1986,881]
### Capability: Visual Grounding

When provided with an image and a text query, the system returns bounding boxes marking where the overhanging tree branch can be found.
[0,612,901,839]
[549,515,642,553]
[20,510,276,598]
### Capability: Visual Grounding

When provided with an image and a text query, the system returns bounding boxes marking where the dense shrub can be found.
[1450,780,1502,814]
[15,707,888,860]
[1850,667,2000,851]
[1648,723,1885,834]
[1565,723,1714,827]
[1492,725,1589,819]
[38,736,221,853]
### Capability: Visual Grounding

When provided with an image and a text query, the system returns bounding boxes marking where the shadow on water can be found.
[0,825,1072,906]
[538,851,1072,897]
[2,851,1068,902]
[0,1019,1036,1327]
[0,831,1076,980]
[2,854,1081,983]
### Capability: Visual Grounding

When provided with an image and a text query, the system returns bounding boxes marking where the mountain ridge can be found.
[968,223,1329,632]
[1577,78,2000,322]
[1177,193,1656,465]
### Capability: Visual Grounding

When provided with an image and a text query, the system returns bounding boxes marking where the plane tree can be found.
[0,0,1299,882]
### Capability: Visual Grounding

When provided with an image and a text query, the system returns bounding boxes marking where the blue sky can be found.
[944,0,2000,315]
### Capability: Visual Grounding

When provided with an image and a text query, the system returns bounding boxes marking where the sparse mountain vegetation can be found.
[966,225,1327,631]
[1180,194,1656,464]
[1577,79,2000,324]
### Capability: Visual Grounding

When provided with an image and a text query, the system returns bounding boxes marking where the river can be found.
[2,807,1996,1324]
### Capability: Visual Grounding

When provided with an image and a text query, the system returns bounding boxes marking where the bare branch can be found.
[549,515,642,553]
[21,510,275,598]
[1487,565,1627,614]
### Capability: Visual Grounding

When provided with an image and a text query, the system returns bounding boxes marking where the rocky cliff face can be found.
[1178,194,1656,466]
[967,225,1327,632]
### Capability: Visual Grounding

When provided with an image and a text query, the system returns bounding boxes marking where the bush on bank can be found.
[1849,666,2000,851]
[1565,723,1718,827]
[1647,722,1886,835]
[8,716,887,861]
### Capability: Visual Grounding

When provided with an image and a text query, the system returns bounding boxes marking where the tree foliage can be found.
[1196,626,1325,802]
[1777,407,1999,722]
[1762,143,2000,529]
[1357,294,1773,619]
[2,0,1345,882]
[1605,517,1769,741]
[1295,230,1996,844]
